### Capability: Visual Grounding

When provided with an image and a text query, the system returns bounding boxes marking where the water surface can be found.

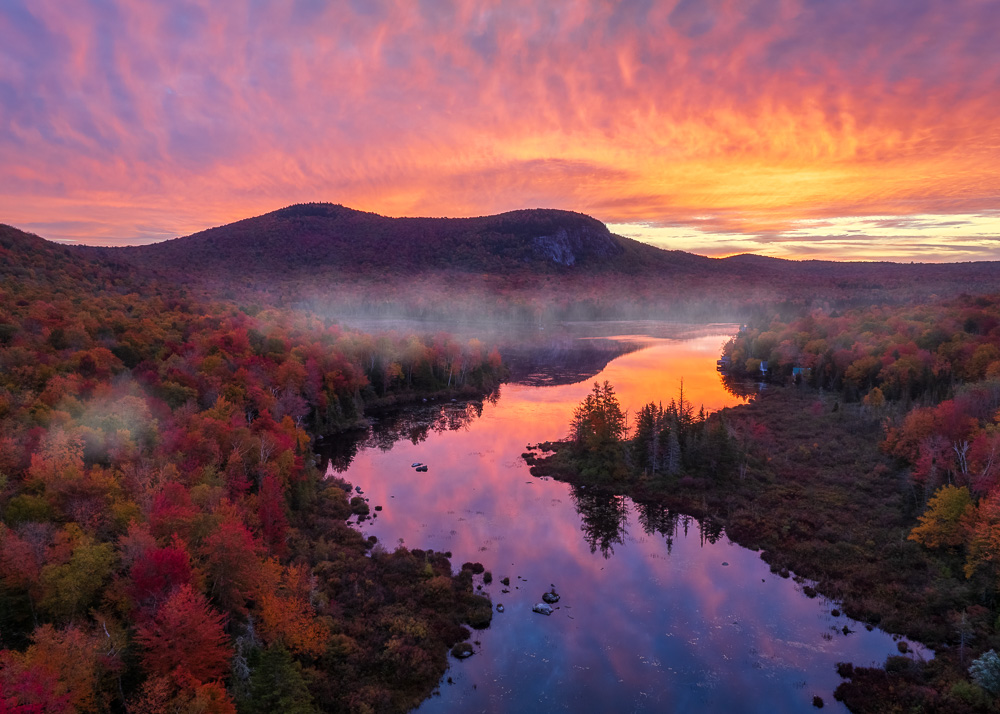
[323,323,922,713]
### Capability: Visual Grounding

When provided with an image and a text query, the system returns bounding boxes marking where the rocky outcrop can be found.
[531,226,623,266]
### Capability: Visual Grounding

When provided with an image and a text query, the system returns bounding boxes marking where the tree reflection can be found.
[504,338,645,387]
[699,517,725,545]
[571,487,630,558]
[719,373,760,400]
[316,393,494,472]
[572,497,727,559]
[635,501,682,554]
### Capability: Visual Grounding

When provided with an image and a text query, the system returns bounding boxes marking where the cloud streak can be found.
[1,0,999,258]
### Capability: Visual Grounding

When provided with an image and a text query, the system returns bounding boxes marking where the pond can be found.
[320,322,925,713]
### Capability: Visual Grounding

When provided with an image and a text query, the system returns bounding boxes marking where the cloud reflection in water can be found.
[323,328,921,713]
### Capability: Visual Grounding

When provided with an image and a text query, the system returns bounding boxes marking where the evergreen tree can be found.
[970,650,1000,695]
[243,644,317,714]
[572,381,626,449]
[665,415,682,476]
[632,402,663,472]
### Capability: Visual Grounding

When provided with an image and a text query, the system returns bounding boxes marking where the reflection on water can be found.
[502,337,645,386]
[334,318,743,388]
[317,397,494,472]
[573,488,630,559]
[569,490,728,561]
[321,324,922,713]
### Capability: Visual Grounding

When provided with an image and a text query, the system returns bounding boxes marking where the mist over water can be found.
[320,323,925,713]
[330,319,745,388]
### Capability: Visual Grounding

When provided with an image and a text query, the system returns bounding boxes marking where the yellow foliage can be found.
[863,387,885,410]
[909,485,972,550]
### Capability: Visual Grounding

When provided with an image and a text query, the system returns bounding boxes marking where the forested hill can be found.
[11,206,1000,321]
[1,224,142,295]
[96,203,1000,287]
[93,203,1000,287]
[104,203,708,278]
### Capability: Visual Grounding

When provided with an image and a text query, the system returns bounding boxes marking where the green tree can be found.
[632,402,664,472]
[572,381,626,449]
[39,526,115,621]
[696,415,737,477]
[243,644,317,714]
[969,649,1000,695]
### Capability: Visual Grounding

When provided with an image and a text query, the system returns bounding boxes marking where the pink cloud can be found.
[1,1,999,256]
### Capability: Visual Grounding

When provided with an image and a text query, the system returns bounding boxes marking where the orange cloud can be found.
[2,0,999,258]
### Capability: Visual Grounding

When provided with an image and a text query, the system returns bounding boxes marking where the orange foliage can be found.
[0,624,107,713]
[255,560,330,657]
[125,676,237,714]
[965,491,1000,580]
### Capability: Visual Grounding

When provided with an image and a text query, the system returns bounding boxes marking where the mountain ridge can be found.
[8,204,1000,322]
[10,203,996,274]
[104,203,678,276]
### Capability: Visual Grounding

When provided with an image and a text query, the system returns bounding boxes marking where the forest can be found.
[0,225,503,712]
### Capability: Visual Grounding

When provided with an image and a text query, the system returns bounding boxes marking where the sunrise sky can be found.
[2,0,999,261]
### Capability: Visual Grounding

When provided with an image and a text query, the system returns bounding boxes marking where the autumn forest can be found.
[0,225,502,712]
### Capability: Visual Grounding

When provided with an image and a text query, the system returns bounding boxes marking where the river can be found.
[320,322,925,713]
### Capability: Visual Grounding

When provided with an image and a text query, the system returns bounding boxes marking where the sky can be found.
[2,0,999,261]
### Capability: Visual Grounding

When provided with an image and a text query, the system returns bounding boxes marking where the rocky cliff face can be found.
[531,226,623,266]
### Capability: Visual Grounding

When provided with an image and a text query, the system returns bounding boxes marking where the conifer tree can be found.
[243,644,317,714]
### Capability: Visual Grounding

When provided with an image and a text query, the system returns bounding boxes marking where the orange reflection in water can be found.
[331,328,745,568]
[582,334,743,416]
[328,327,915,713]
[498,332,746,445]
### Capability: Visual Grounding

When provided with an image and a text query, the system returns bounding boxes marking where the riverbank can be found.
[526,386,1000,711]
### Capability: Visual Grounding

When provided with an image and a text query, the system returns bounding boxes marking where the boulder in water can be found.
[542,590,560,604]
[532,602,553,616]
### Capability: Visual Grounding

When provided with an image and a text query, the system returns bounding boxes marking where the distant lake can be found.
[320,322,925,713]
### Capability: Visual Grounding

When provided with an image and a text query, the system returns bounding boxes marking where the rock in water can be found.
[451,642,474,659]
[416,465,428,472]
[532,603,553,616]
[542,590,560,604]
[411,462,423,467]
